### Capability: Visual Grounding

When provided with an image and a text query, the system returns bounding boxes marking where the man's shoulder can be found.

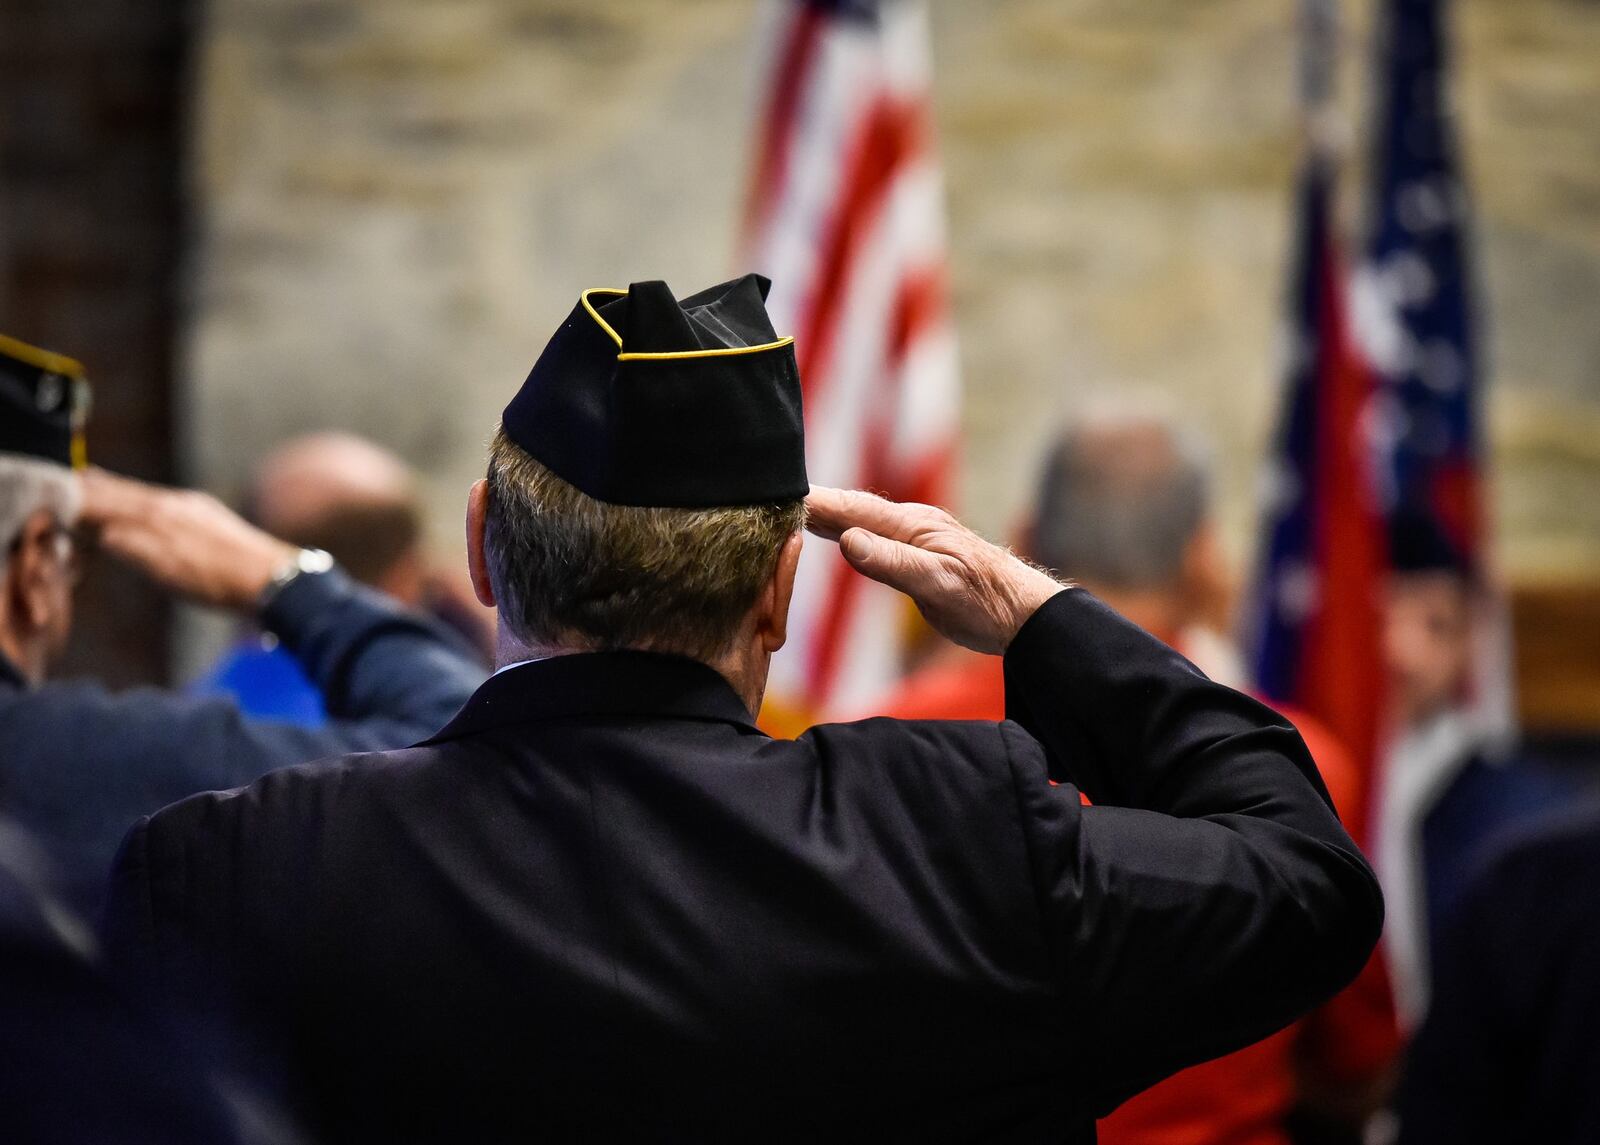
[0,679,163,767]
[0,676,113,719]
[793,715,1037,797]
[143,742,450,847]
[1475,799,1600,891]
[796,716,1004,751]
[2,677,230,737]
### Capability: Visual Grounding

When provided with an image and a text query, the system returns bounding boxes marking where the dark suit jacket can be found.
[0,817,249,1145]
[0,568,484,917]
[1398,798,1600,1145]
[104,590,1382,1144]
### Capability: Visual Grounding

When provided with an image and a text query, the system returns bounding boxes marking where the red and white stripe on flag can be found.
[741,0,960,723]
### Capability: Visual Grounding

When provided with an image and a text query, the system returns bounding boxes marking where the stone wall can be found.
[184,0,1600,671]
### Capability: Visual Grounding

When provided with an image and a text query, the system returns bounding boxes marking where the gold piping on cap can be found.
[578,287,794,362]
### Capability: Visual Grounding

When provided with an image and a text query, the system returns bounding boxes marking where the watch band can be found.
[257,547,335,614]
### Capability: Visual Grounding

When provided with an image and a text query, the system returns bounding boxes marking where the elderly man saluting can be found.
[0,333,484,918]
[104,276,1382,1144]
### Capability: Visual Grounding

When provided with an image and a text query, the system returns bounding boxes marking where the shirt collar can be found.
[420,650,761,745]
[491,655,548,677]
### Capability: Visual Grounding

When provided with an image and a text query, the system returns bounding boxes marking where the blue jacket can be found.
[0,568,484,918]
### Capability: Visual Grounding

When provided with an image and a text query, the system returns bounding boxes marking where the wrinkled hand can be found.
[804,486,1070,655]
[79,468,299,612]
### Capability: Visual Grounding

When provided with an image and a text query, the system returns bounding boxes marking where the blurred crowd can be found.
[1,329,1597,1144]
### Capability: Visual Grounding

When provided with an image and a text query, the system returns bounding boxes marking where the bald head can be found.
[1031,412,1211,592]
[252,433,415,532]
[249,432,423,601]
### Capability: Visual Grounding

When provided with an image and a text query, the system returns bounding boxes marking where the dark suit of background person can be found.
[103,277,1383,1145]
[0,815,277,1145]
[0,334,485,918]
[1396,800,1600,1145]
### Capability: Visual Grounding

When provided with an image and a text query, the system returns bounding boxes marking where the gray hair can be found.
[0,456,82,574]
[484,427,806,661]
[1031,412,1211,589]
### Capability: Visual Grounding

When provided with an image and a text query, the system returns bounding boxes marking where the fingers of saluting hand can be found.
[804,485,957,546]
[95,519,172,572]
[835,527,953,599]
[805,484,1069,655]
[77,466,141,524]
[77,467,156,527]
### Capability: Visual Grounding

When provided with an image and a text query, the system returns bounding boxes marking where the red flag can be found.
[1247,158,1389,847]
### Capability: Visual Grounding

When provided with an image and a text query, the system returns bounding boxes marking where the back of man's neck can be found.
[492,629,584,673]
[493,627,766,720]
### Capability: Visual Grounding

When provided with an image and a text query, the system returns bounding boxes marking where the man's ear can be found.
[465,479,496,608]
[757,530,804,654]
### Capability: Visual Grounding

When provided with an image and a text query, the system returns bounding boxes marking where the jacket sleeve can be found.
[262,565,485,744]
[998,590,1383,1113]
[143,566,483,792]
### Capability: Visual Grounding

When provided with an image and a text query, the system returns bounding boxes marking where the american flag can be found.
[741,0,960,724]
[1355,0,1513,1028]
[1246,155,1389,849]
[1354,0,1513,739]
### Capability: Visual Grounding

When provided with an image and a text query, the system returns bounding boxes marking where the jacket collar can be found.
[421,650,762,745]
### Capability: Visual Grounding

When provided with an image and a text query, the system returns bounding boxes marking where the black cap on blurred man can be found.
[0,335,90,687]
[0,333,90,465]
[104,275,1380,1145]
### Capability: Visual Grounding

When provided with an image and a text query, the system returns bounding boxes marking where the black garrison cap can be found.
[503,274,807,508]
[0,334,90,470]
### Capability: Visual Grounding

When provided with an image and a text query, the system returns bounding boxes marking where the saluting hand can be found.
[804,486,1070,655]
[79,468,299,612]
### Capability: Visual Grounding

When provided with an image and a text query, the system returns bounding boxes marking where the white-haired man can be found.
[0,333,484,916]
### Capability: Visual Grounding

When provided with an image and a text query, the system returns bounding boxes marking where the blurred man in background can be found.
[876,409,1395,1145]
[1382,521,1600,1143]
[873,409,1243,721]
[1373,509,1581,1031]
[193,431,493,724]
[249,431,428,604]
[0,335,485,918]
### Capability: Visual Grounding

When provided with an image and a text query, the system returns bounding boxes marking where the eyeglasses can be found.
[6,519,88,586]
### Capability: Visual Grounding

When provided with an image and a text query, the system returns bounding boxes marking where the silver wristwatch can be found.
[258,547,335,613]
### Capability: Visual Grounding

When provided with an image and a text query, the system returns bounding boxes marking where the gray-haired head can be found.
[1031,410,1211,590]
[0,455,81,576]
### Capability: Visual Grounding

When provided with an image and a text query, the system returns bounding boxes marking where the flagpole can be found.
[1298,0,1343,162]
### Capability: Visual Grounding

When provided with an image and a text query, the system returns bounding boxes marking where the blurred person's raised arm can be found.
[807,486,1384,1111]
[77,468,483,772]
[0,472,485,915]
